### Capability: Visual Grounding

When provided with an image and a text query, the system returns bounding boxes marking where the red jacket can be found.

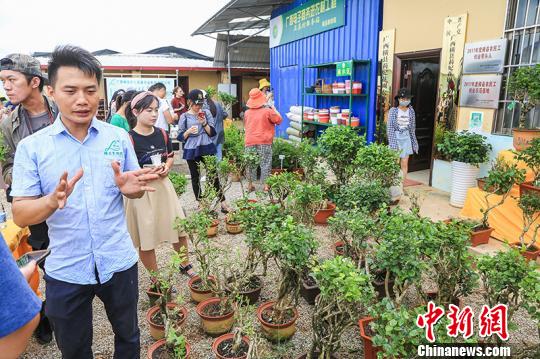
[244,107,282,146]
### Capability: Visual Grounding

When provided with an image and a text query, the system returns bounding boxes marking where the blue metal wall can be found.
[270,0,383,142]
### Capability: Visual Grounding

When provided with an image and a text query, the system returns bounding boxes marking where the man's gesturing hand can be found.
[112,161,159,196]
[47,169,84,210]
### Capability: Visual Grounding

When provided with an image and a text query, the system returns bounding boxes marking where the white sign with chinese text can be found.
[378,29,395,111]
[105,77,176,104]
[463,39,507,74]
[460,75,502,109]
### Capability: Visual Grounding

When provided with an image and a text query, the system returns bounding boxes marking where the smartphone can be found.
[16,249,51,268]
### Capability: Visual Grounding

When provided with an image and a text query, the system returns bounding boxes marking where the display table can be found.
[2,220,40,294]
[460,150,535,245]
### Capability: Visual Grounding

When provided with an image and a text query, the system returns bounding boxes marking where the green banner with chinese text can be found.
[269,0,346,48]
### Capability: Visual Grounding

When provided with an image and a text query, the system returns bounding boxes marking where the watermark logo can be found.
[104,140,123,157]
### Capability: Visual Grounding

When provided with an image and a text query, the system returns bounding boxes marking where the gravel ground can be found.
[10,176,540,359]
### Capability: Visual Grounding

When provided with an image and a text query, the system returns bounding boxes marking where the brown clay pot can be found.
[146,303,188,340]
[188,275,216,303]
[300,276,320,305]
[207,219,220,237]
[470,227,493,247]
[225,275,263,305]
[257,301,299,342]
[271,168,286,175]
[333,241,345,256]
[225,219,243,234]
[146,287,163,307]
[519,181,540,197]
[147,338,191,359]
[477,177,488,191]
[196,297,235,336]
[513,128,540,151]
[292,168,305,179]
[212,333,250,359]
[512,244,540,261]
[358,317,382,359]
[313,202,337,225]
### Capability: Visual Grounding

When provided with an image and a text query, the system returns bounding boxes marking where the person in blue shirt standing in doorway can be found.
[10,45,159,359]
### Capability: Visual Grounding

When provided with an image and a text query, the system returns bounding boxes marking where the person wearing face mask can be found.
[387,88,418,181]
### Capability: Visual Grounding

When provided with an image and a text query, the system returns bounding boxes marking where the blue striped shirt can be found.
[11,117,139,285]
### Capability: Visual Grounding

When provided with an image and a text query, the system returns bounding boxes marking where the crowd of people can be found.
[0,45,282,358]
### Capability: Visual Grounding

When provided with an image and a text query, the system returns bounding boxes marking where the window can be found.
[493,0,540,135]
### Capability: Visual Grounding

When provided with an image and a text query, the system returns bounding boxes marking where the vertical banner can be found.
[378,29,395,112]
[436,14,468,129]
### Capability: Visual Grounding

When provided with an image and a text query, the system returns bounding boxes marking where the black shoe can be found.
[34,315,53,345]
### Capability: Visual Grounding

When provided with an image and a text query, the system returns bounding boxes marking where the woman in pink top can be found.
[244,88,283,191]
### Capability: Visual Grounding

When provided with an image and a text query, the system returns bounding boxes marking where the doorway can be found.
[394,50,440,172]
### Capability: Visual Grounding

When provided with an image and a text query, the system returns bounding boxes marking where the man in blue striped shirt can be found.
[10,45,158,359]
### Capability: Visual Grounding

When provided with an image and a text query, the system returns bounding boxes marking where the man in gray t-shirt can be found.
[28,111,52,133]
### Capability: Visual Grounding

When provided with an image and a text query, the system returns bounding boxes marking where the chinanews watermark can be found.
[415,302,512,357]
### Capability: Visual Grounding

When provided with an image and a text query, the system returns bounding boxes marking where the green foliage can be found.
[436,130,492,165]
[297,139,320,173]
[477,248,530,323]
[0,133,8,163]
[332,180,390,213]
[165,323,187,359]
[353,143,401,188]
[507,64,540,128]
[515,137,540,186]
[480,158,526,228]
[205,85,217,99]
[217,91,238,107]
[168,171,188,197]
[288,182,326,225]
[517,193,540,248]
[318,126,366,185]
[308,256,375,357]
[433,121,450,161]
[151,250,186,323]
[265,171,301,205]
[272,138,301,170]
[519,269,540,333]
[421,220,478,306]
[223,125,245,164]
[369,299,425,358]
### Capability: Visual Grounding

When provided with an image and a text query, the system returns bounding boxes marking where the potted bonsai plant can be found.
[223,125,245,181]
[353,142,401,189]
[288,182,334,226]
[331,180,390,213]
[516,137,540,196]
[507,64,540,151]
[516,192,540,260]
[317,126,365,186]
[145,251,188,340]
[147,315,191,359]
[271,138,301,174]
[472,158,526,246]
[256,216,318,342]
[302,256,375,359]
[420,220,478,308]
[265,171,301,207]
[437,130,492,207]
[168,171,188,197]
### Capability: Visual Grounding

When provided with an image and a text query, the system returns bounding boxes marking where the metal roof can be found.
[213,34,269,69]
[192,0,294,35]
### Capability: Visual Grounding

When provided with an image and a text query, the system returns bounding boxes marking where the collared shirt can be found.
[11,117,140,285]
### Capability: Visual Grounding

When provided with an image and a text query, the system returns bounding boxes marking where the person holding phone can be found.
[178,89,231,213]
[124,91,195,277]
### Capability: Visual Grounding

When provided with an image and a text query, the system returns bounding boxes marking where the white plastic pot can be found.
[450,161,480,208]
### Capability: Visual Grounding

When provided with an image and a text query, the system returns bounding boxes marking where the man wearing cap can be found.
[0,53,57,344]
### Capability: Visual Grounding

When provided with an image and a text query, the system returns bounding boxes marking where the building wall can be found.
[271,0,383,140]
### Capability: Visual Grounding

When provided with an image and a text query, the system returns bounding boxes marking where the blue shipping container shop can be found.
[270,0,383,142]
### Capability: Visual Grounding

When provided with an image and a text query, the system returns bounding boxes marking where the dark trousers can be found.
[45,264,140,359]
[187,156,225,202]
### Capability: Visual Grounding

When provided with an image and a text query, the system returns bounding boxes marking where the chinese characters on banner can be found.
[105,77,176,104]
[269,0,345,48]
[378,29,395,112]
[463,39,507,74]
[417,302,509,342]
[436,14,468,129]
[459,74,502,109]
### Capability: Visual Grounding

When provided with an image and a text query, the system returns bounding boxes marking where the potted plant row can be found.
[515,137,540,196]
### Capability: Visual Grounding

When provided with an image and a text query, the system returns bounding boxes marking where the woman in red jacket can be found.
[243,88,283,192]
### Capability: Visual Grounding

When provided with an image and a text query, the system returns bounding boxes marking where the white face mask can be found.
[399,100,410,107]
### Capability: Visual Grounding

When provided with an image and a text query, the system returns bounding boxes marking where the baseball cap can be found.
[187,89,205,105]
[0,54,47,80]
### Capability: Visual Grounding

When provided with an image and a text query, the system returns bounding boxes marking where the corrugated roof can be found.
[214,34,269,69]
[141,46,213,61]
[192,0,294,35]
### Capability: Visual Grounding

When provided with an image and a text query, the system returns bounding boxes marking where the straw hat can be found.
[246,88,267,109]
[259,78,271,90]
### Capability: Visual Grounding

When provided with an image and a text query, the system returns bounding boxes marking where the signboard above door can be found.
[270,0,345,48]
[463,38,507,74]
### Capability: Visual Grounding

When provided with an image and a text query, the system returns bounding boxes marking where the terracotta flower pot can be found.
[313,202,336,225]
[256,301,299,342]
[147,338,191,359]
[196,297,235,336]
[188,275,216,303]
[358,317,382,359]
[146,287,164,307]
[271,168,286,175]
[225,275,263,305]
[300,275,320,305]
[225,219,243,234]
[477,177,488,191]
[292,168,305,179]
[470,226,493,247]
[512,244,540,261]
[212,333,250,359]
[333,241,345,256]
[207,219,220,237]
[513,128,540,151]
[146,303,188,341]
[519,181,540,197]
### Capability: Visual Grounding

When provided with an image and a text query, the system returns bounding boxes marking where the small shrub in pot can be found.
[353,142,401,189]
[168,171,188,197]
[517,193,540,255]
[436,130,492,166]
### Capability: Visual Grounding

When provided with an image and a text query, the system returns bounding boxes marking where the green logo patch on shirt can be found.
[104,140,123,157]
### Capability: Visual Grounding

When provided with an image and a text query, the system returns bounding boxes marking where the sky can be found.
[0,0,232,58]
